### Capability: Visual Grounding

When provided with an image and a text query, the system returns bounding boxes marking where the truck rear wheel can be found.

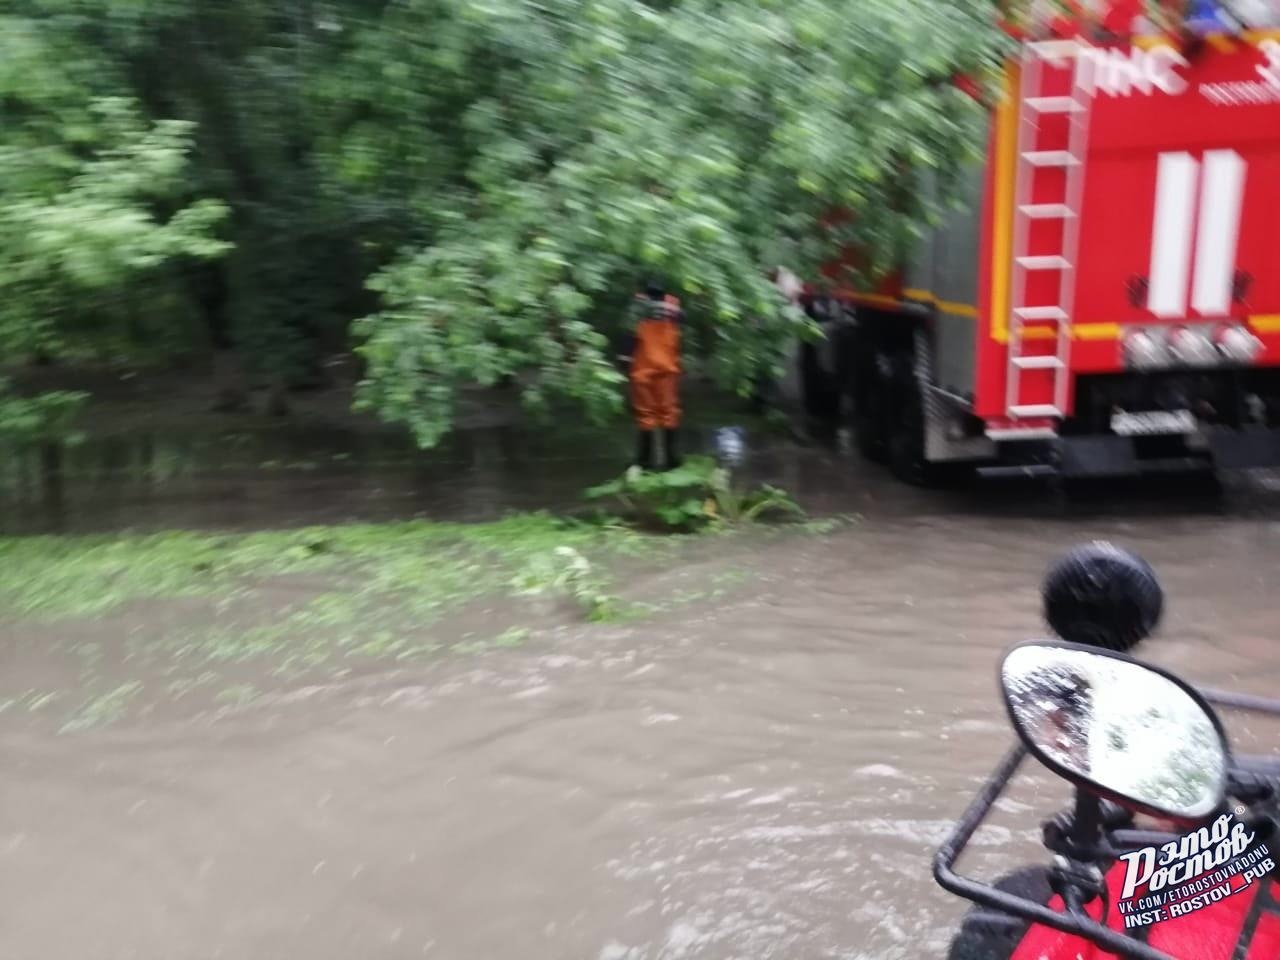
[855,358,885,463]
[855,398,888,463]
[851,333,889,462]
[800,342,840,421]
[889,375,934,486]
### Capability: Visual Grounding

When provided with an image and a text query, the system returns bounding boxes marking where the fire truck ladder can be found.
[1004,40,1092,428]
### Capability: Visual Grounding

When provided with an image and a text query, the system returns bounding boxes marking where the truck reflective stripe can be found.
[1192,150,1246,318]
[1148,152,1199,318]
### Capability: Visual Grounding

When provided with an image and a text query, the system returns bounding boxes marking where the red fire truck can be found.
[797,16,1280,484]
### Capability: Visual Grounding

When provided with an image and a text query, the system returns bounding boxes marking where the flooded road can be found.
[4,428,1280,959]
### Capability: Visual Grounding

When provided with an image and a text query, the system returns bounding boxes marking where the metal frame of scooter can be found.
[934,687,1280,960]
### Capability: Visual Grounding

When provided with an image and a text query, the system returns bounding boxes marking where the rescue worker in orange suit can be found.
[627,282,684,471]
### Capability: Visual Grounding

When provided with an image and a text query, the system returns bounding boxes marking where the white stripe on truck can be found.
[1191,149,1246,318]
[1148,151,1199,318]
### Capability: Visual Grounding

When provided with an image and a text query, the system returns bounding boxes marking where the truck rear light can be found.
[1122,329,1171,370]
[1167,326,1217,367]
[1214,324,1263,364]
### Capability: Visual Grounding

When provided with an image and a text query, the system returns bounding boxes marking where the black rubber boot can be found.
[634,430,655,470]
[662,428,681,470]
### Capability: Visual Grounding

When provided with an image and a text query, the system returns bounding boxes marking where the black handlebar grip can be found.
[1228,761,1280,806]
[1043,542,1164,652]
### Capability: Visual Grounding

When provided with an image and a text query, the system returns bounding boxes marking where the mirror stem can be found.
[1070,790,1104,851]
[1049,791,1109,915]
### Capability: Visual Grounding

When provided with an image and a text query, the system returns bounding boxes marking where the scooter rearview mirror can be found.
[1000,641,1229,823]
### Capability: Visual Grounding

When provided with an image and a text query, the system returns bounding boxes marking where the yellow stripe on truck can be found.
[1019,319,1280,342]
[902,289,979,319]
[990,64,1020,345]
[1019,324,1119,341]
[845,293,907,310]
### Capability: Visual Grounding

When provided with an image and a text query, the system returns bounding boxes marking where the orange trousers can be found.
[631,374,681,430]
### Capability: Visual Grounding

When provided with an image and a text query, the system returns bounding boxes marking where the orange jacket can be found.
[630,294,682,379]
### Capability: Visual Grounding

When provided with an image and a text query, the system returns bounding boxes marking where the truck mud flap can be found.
[1206,428,1280,470]
[1059,436,1139,479]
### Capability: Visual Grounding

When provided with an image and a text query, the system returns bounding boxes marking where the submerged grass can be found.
[61,682,144,733]
[0,511,800,731]
[0,514,644,622]
[0,514,673,730]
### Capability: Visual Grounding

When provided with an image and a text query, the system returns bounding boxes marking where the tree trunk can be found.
[210,349,251,413]
[39,441,66,531]
[265,379,291,417]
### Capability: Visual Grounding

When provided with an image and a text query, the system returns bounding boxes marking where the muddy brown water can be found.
[4,426,1280,959]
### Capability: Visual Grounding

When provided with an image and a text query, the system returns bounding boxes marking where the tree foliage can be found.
[335,0,1006,445]
[0,8,232,435]
[2,0,1007,445]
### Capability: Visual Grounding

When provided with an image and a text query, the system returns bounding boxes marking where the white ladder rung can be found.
[1010,404,1063,418]
[1020,204,1076,219]
[1016,256,1071,270]
[1023,151,1079,167]
[1012,356,1065,370]
[1025,97,1083,114]
[1014,306,1068,321]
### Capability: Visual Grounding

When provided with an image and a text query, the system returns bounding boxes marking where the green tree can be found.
[0,10,231,438]
[338,0,1006,446]
[2,0,1005,444]
[6,0,374,409]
